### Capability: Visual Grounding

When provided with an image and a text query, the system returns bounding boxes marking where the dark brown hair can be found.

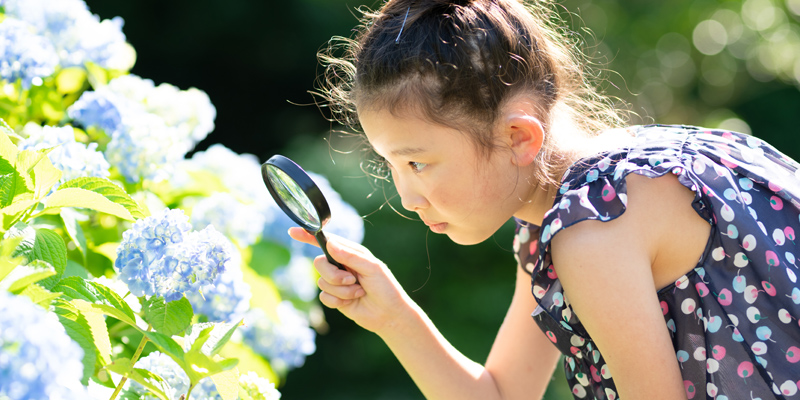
[316,0,626,186]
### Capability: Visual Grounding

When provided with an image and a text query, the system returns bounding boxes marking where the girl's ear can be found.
[503,113,545,167]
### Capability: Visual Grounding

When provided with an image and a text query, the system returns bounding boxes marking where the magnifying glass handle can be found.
[313,230,346,270]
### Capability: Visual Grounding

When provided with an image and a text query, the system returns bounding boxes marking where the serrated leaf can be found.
[44,177,147,220]
[15,149,50,193]
[0,197,36,231]
[143,331,186,361]
[52,277,138,327]
[0,236,24,282]
[142,296,194,337]
[5,260,55,293]
[210,367,239,400]
[60,208,87,266]
[29,228,66,289]
[104,358,171,400]
[17,283,61,307]
[52,299,97,385]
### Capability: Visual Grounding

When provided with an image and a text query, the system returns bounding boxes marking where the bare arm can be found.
[289,227,561,400]
[551,175,695,399]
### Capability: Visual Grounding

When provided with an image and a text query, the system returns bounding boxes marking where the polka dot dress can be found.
[514,125,800,400]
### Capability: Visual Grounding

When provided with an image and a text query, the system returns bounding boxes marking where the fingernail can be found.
[355,288,366,297]
[343,276,356,285]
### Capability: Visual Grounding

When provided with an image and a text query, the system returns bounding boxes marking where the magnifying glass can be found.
[261,155,345,270]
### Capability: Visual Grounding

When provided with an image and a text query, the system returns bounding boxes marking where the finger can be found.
[287,227,318,247]
[314,255,358,285]
[318,291,353,309]
[325,239,383,276]
[317,278,366,300]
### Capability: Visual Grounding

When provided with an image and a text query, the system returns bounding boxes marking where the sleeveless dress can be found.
[513,125,800,400]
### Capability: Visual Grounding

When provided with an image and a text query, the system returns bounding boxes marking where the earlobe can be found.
[507,114,545,167]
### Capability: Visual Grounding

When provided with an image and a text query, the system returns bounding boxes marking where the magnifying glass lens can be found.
[266,165,321,230]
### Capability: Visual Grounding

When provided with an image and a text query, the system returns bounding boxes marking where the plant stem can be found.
[109,325,152,400]
[185,384,195,400]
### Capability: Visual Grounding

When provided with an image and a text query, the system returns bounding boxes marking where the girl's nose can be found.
[394,176,428,211]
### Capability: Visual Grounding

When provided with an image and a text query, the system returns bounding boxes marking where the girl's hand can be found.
[288,227,412,335]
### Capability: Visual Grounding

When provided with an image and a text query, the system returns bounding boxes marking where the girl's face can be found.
[359,108,537,245]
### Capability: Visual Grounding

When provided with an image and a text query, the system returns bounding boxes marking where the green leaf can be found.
[16,283,61,307]
[29,228,66,289]
[44,177,147,221]
[188,320,242,358]
[220,340,278,385]
[52,299,97,385]
[14,148,62,200]
[142,296,194,337]
[72,299,113,365]
[143,331,186,361]
[0,197,36,231]
[60,208,87,266]
[210,367,239,400]
[104,358,171,400]
[0,235,23,282]
[5,260,55,293]
[52,277,138,327]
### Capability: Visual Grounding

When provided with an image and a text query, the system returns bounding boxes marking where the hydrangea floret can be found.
[18,123,110,186]
[0,17,59,89]
[191,191,266,247]
[115,208,231,302]
[241,302,317,373]
[185,245,251,323]
[239,371,282,400]
[0,291,87,399]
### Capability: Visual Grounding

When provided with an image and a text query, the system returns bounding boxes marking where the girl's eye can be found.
[409,161,428,173]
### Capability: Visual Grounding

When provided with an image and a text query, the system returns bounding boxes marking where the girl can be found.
[289,0,800,399]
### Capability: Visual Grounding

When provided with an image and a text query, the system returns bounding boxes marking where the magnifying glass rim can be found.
[262,155,332,232]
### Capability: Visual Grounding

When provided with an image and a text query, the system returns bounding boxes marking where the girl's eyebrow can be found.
[391,147,426,157]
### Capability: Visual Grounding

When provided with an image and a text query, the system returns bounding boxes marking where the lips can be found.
[421,218,447,233]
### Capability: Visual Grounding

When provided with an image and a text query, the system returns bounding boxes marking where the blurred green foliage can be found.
[86,0,800,398]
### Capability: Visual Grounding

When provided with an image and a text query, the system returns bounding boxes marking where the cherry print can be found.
[732,275,747,293]
[696,282,710,297]
[762,281,777,296]
[737,361,755,378]
[708,383,719,397]
[786,346,800,363]
[773,229,786,245]
[521,126,800,400]
[751,341,768,355]
[780,381,798,396]
[712,345,726,360]
[685,381,697,399]
[765,251,780,267]
[718,288,733,306]
[742,234,757,251]
[734,252,749,268]
[707,358,720,373]
[770,195,784,210]
[785,226,796,242]
[589,365,601,383]
[706,315,722,333]
[779,308,793,324]
[693,347,706,360]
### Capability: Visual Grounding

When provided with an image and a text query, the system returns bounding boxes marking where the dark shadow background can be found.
[83,1,800,399]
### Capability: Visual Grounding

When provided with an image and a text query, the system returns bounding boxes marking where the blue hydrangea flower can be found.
[115,208,231,302]
[241,302,316,373]
[104,110,189,183]
[130,351,189,400]
[0,17,59,89]
[184,144,271,205]
[239,371,282,400]
[191,192,266,247]
[2,0,134,70]
[272,256,317,302]
[18,124,110,187]
[185,245,251,322]
[0,291,87,399]
[67,89,126,135]
[143,82,216,145]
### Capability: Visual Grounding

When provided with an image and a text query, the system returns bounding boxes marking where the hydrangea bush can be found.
[0,1,364,398]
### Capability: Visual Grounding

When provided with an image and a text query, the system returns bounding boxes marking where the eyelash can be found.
[409,161,427,173]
